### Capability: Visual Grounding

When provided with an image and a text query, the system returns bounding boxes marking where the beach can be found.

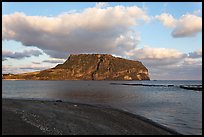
[2,99,180,135]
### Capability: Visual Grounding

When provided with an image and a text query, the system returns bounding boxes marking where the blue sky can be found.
[2,2,202,80]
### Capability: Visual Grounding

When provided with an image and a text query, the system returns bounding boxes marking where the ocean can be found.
[2,80,202,135]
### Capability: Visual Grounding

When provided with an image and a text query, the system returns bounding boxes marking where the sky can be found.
[2,2,202,80]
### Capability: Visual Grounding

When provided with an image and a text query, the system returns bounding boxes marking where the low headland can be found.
[2,54,150,80]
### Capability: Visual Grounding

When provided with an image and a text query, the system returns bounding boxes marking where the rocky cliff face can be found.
[2,54,150,80]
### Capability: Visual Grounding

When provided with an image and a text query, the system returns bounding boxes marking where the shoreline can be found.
[2,98,181,135]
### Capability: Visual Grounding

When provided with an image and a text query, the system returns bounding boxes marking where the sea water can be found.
[2,80,202,135]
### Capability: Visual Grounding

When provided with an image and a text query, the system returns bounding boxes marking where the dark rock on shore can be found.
[179,85,202,91]
[110,83,202,91]
[56,100,63,102]
[2,54,150,80]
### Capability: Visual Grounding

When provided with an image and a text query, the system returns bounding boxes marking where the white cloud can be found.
[155,13,176,28]
[113,30,140,55]
[172,14,202,37]
[2,6,149,58]
[156,13,202,37]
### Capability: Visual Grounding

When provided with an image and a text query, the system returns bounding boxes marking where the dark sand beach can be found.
[2,99,180,135]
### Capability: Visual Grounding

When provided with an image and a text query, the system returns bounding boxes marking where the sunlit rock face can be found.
[2,54,150,80]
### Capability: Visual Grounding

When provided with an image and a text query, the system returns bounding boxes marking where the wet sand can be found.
[2,99,180,135]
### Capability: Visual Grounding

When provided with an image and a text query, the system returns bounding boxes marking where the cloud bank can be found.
[2,49,42,60]
[42,58,65,64]
[124,46,202,80]
[2,5,149,59]
[125,46,187,68]
[2,64,52,74]
[188,48,202,58]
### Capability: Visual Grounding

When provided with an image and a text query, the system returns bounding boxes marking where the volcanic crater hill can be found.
[2,54,150,80]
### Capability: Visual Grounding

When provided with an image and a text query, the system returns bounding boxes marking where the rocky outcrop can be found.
[2,54,150,80]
